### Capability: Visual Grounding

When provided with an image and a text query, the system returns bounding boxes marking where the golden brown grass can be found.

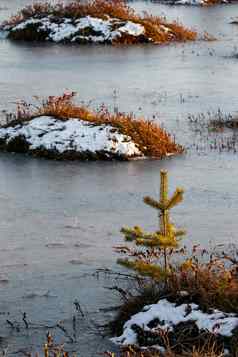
[7,92,184,158]
[2,0,197,45]
[168,252,238,313]
[202,0,228,5]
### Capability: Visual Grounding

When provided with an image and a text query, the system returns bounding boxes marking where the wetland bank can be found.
[0,0,238,356]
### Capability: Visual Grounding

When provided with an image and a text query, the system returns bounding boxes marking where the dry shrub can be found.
[116,245,238,314]
[1,0,197,45]
[109,247,238,348]
[7,92,183,158]
[107,263,235,356]
[168,254,238,313]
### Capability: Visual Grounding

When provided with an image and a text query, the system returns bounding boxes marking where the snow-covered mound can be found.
[0,116,142,160]
[1,15,152,44]
[112,299,238,349]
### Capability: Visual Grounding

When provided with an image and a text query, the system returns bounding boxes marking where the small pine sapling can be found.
[117,170,186,282]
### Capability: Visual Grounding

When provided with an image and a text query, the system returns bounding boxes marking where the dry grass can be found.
[168,251,238,314]
[1,0,197,45]
[24,333,74,356]
[104,343,224,356]
[113,245,238,315]
[5,92,183,158]
[188,110,238,153]
[3,0,135,25]
[202,0,231,5]
[188,110,238,130]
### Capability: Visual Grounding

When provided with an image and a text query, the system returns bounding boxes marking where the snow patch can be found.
[175,0,205,5]
[117,21,145,36]
[0,116,142,158]
[174,0,227,4]
[11,18,42,30]
[111,298,238,346]
[6,15,146,43]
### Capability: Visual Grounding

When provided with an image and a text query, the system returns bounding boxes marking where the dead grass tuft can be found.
[168,250,238,314]
[188,110,238,153]
[203,0,229,5]
[3,0,134,25]
[105,343,224,356]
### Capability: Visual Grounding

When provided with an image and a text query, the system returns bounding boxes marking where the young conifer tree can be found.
[117,170,186,281]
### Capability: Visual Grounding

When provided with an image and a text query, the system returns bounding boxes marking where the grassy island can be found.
[0,0,197,45]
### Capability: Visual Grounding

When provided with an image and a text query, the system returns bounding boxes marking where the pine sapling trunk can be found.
[160,170,169,274]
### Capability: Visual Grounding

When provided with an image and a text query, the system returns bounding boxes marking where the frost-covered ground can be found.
[112,299,238,350]
[1,15,152,44]
[0,116,142,159]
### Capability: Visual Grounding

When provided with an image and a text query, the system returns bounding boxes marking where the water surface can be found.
[0,1,238,355]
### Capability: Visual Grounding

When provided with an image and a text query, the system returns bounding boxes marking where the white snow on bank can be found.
[117,21,145,36]
[175,0,205,4]
[111,298,238,346]
[8,18,42,30]
[5,15,146,43]
[174,0,227,4]
[0,116,142,157]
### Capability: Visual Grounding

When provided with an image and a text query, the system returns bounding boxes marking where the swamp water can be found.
[0,0,238,355]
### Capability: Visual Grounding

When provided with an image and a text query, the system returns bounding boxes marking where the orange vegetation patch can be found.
[169,251,238,314]
[1,0,197,45]
[6,92,184,158]
[202,0,229,4]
